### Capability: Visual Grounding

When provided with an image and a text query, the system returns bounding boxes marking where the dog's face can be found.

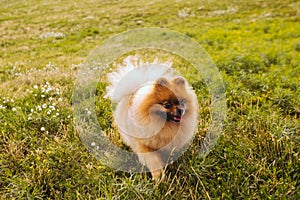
[130,76,194,126]
[147,77,189,123]
[160,98,186,123]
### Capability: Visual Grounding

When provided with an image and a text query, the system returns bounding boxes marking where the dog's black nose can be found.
[177,108,185,116]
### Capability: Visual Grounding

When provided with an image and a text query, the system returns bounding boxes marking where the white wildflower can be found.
[37,105,42,111]
[39,32,65,39]
[46,87,52,93]
[41,127,45,131]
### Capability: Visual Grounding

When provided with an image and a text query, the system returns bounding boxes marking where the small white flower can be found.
[40,32,65,39]
[49,97,53,101]
[91,142,96,147]
[41,127,45,131]
[55,89,61,95]
[58,98,62,102]
[37,105,42,111]
[33,85,38,89]
[42,104,47,109]
[87,111,91,115]
[10,99,14,103]
[41,95,45,98]
[12,107,17,112]
[46,87,52,93]
[30,109,34,113]
[0,105,5,109]
[56,112,59,116]
[47,110,51,115]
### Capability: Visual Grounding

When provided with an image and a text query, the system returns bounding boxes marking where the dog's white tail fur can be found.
[104,56,173,102]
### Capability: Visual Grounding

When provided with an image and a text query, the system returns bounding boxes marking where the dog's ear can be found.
[156,77,169,88]
[173,76,185,86]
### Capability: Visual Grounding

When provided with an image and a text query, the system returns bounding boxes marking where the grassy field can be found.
[1,0,299,199]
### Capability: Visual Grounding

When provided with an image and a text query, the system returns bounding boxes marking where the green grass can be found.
[1,0,299,199]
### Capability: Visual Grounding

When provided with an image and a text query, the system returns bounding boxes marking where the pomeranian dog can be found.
[105,56,198,181]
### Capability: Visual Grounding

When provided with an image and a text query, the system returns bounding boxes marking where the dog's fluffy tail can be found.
[104,56,173,102]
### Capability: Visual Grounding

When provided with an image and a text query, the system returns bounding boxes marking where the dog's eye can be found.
[163,102,172,109]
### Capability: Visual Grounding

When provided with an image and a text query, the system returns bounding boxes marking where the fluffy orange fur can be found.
[114,76,198,181]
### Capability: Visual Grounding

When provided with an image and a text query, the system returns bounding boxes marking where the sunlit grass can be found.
[0,0,299,199]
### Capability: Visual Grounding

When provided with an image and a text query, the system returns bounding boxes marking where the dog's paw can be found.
[151,169,165,182]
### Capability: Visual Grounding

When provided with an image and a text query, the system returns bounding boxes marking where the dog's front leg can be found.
[137,145,165,181]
